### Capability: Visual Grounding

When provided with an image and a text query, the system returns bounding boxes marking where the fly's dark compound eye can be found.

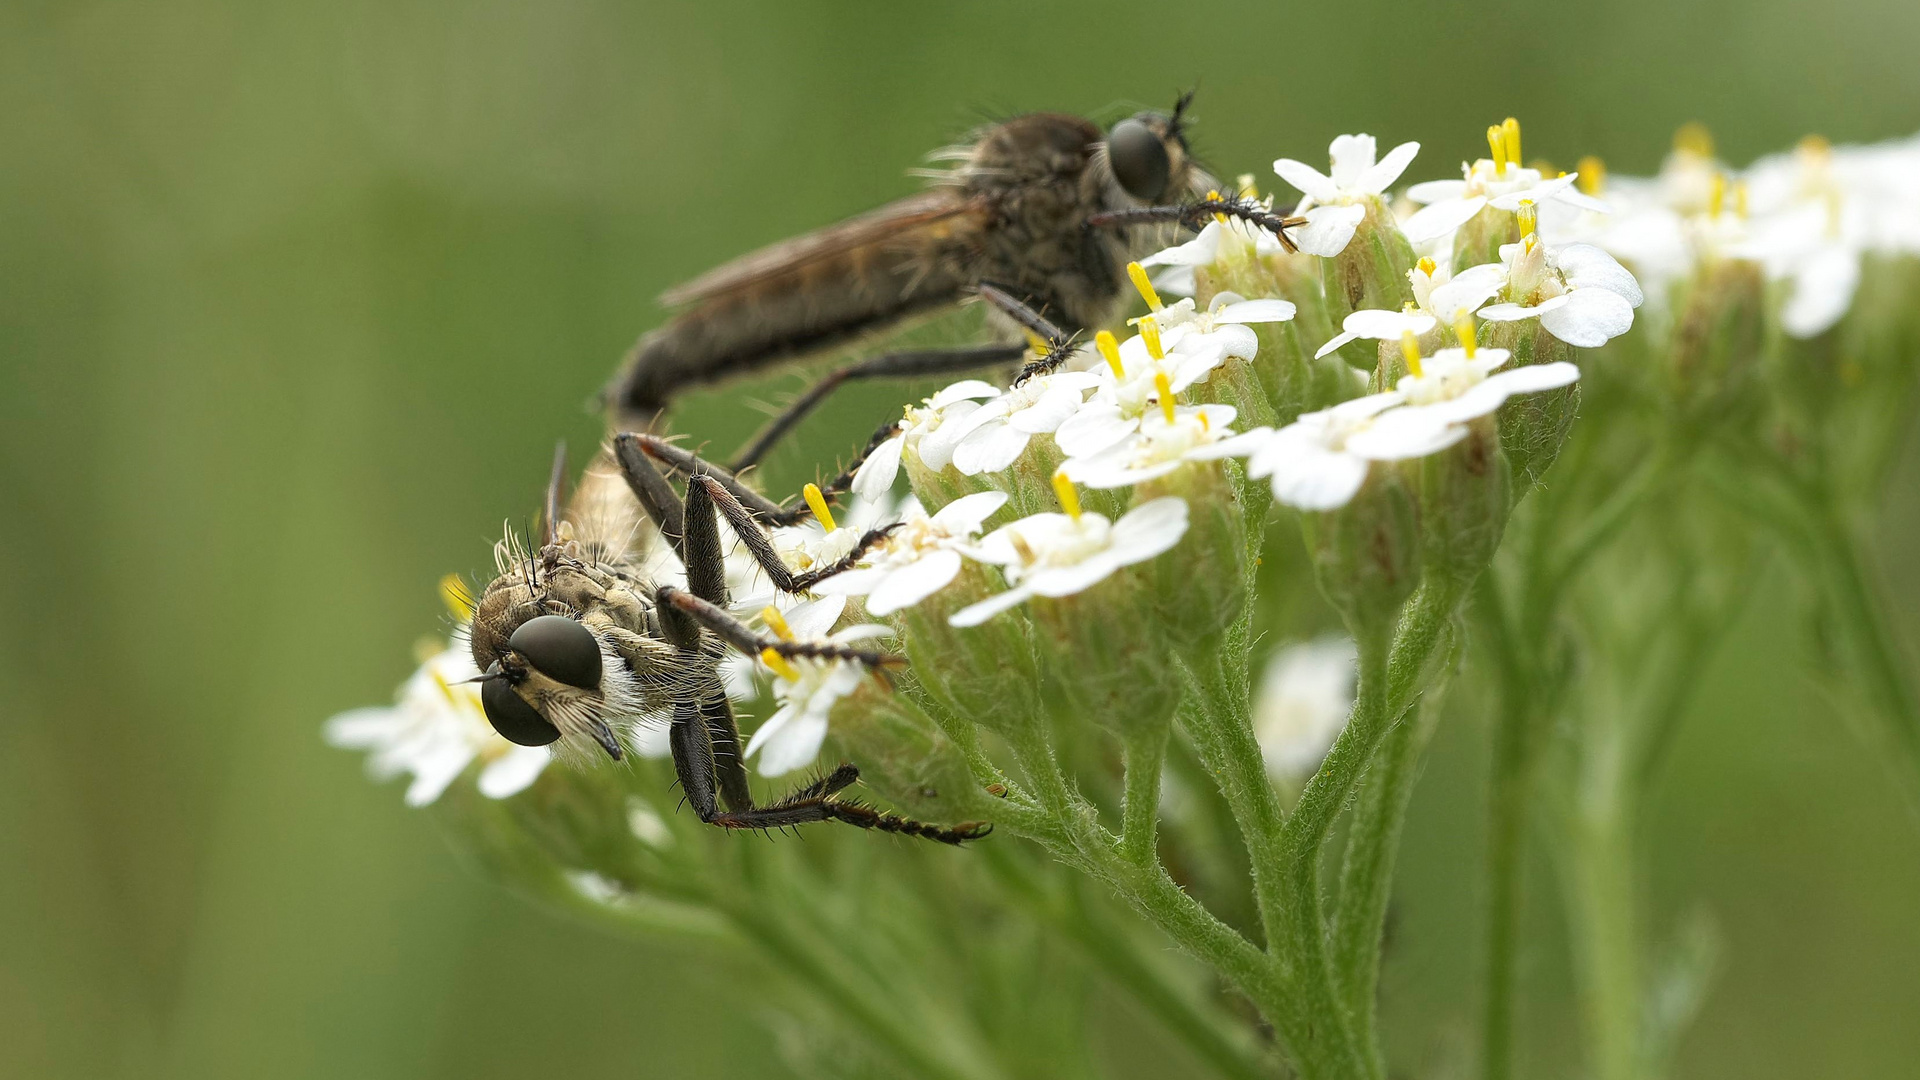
[481,662,561,746]
[509,614,602,691]
[1108,118,1171,202]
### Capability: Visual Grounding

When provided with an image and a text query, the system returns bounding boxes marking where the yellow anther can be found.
[439,573,474,622]
[1052,468,1082,521]
[1198,409,1211,432]
[1454,312,1477,357]
[760,605,795,642]
[1576,155,1606,197]
[1798,133,1832,161]
[1154,370,1177,425]
[1207,189,1228,224]
[1734,180,1750,220]
[1024,329,1050,354]
[1487,125,1508,175]
[1140,317,1164,360]
[1235,172,1259,198]
[1126,261,1163,310]
[1825,188,1843,238]
[1674,121,1714,159]
[430,667,461,707]
[1502,117,1522,170]
[802,483,836,531]
[1708,172,1726,219]
[760,648,801,682]
[1095,329,1125,377]
[1516,198,1538,239]
[1400,331,1424,379]
[1416,256,1437,278]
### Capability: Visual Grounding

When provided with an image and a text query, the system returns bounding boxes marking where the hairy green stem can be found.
[1121,723,1172,867]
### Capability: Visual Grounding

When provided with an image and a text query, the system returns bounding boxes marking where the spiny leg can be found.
[1086,192,1306,252]
[730,342,1027,472]
[631,424,899,528]
[973,281,1082,384]
[654,586,899,667]
[707,763,992,845]
[688,473,896,594]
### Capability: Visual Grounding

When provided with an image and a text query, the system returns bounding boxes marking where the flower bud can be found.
[896,562,1044,736]
[1321,198,1419,331]
[1415,418,1512,585]
[1669,256,1767,419]
[1481,318,1583,491]
[1134,464,1248,650]
[828,688,991,824]
[1299,471,1422,640]
[1029,577,1183,741]
[1451,204,1520,272]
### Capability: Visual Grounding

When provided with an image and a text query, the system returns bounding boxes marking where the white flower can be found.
[1138,217,1290,295]
[1254,637,1358,777]
[1475,239,1644,348]
[1212,392,1459,510]
[949,494,1190,627]
[1053,314,1252,460]
[1274,133,1421,256]
[1154,291,1297,360]
[850,380,1001,501]
[325,637,551,806]
[1350,346,1580,454]
[948,371,1103,475]
[743,595,893,776]
[813,491,1008,614]
[1401,121,1608,245]
[1314,309,1439,360]
[1061,403,1241,489]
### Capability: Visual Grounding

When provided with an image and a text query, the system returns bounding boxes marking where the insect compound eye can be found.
[508,613,603,691]
[481,663,561,746]
[1107,118,1172,203]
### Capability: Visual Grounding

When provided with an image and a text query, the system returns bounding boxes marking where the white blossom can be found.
[1211,393,1460,510]
[813,491,1008,615]
[325,637,551,806]
[1314,309,1439,360]
[743,595,892,776]
[1475,239,1644,348]
[850,380,1001,501]
[1350,346,1579,455]
[948,371,1103,475]
[1274,133,1421,256]
[1254,638,1359,777]
[1061,403,1242,489]
[949,495,1190,627]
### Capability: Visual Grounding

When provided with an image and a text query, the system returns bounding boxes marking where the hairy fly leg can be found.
[1086,192,1306,252]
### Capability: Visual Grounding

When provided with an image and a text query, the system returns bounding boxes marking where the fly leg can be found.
[1086,192,1306,252]
[729,342,1028,471]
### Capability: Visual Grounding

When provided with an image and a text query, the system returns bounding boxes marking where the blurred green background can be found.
[5,0,1920,1077]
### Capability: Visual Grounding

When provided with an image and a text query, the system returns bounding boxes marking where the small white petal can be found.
[1489,174,1578,211]
[1009,385,1090,434]
[1327,133,1378,189]
[1314,331,1359,360]
[949,583,1038,627]
[1478,294,1572,322]
[930,490,1010,532]
[1538,289,1633,347]
[403,743,475,807]
[1268,446,1370,510]
[783,595,849,639]
[1217,298,1297,324]
[1027,555,1127,598]
[1345,308,1438,339]
[1554,243,1644,307]
[1344,411,1470,461]
[1356,141,1419,193]
[1294,204,1367,257]
[1274,158,1342,204]
[1782,246,1861,338]
[1106,497,1191,564]
[952,422,1032,475]
[1054,405,1138,458]
[810,565,890,597]
[1139,221,1223,267]
[1428,264,1509,319]
[749,708,830,777]
[1402,196,1488,244]
[866,550,964,614]
[478,745,550,799]
[929,380,1002,407]
[1406,179,1468,204]
[850,435,903,503]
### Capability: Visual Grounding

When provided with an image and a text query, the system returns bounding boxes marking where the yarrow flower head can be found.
[814,491,1008,615]
[1274,133,1421,256]
[1473,227,1645,347]
[1062,394,1241,490]
[1216,391,1458,510]
[851,380,1001,501]
[743,594,893,776]
[949,474,1189,626]
[946,371,1104,476]
[326,634,552,806]
[1355,331,1581,450]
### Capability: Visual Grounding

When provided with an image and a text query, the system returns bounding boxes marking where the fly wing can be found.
[658,190,975,306]
[609,189,991,425]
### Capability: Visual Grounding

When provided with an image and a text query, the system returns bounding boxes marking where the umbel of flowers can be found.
[330,120,1920,1080]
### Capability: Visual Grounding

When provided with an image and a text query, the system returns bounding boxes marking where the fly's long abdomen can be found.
[607,191,984,427]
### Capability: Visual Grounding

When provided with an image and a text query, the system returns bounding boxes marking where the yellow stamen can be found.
[802,483,836,531]
[1154,371,1176,425]
[1798,133,1832,161]
[1140,317,1164,360]
[1198,410,1211,432]
[1576,155,1606,197]
[760,605,794,642]
[1502,117,1522,170]
[1207,189,1228,225]
[1416,256,1437,278]
[1734,180,1750,220]
[760,648,800,682]
[1126,261,1163,310]
[1095,329,1125,377]
[430,667,461,707]
[1825,188,1843,238]
[439,573,474,622]
[1487,125,1508,175]
[1516,198,1537,239]
[1454,313,1477,357]
[1024,329,1050,354]
[1400,331,1424,379]
[1051,468,1082,521]
[1235,172,1259,198]
[1708,172,1726,219]
[1674,121,1714,159]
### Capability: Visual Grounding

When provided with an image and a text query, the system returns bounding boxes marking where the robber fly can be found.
[607,93,1303,470]
[467,442,989,844]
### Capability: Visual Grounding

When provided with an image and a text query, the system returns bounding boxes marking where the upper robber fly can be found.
[606,93,1302,469]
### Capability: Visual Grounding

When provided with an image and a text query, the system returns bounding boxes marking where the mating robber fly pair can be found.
[465,94,1302,844]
